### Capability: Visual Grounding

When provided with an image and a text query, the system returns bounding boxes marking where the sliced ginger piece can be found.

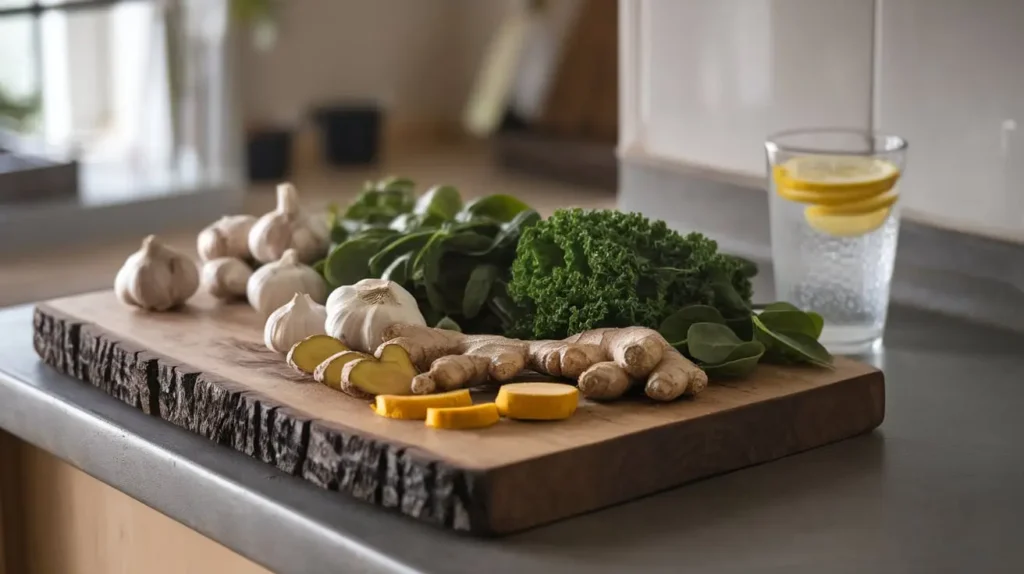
[425,403,500,430]
[287,335,349,375]
[495,382,579,420]
[341,343,418,397]
[373,389,472,420]
[314,350,370,391]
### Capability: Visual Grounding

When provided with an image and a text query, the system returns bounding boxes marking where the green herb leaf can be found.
[381,252,412,284]
[701,341,765,379]
[762,302,800,312]
[463,264,498,319]
[757,310,819,339]
[443,232,494,254]
[435,316,463,332]
[490,209,541,252]
[368,231,435,277]
[323,237,381,288]
[686,322,744,364]
[414,185,463,220]
[807,312,824,338]
[753,316,833,368]
[725,315,754,341]
[457,194,531,223]
[659,305,725,347]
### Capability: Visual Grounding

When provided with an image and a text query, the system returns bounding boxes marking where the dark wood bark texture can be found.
[32,306,490,534]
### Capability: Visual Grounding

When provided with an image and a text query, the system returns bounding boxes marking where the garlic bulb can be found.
[201,257,253,300]
[246,248,327,316]
[247,183,330,264]
[114,235,199,311]
[197,214,257,261]
[325,278,426,353]
[264,293,328,353]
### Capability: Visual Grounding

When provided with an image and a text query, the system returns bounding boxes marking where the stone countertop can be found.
[1,302,1023,574]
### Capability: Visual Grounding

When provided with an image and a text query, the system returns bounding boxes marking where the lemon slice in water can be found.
[804,206,892,237]
[775,156,900,195]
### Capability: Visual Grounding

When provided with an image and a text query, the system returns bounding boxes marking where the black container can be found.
[246,128,292,182]
[312,103,382,166]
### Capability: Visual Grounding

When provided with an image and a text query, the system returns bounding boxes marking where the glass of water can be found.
[766,128,908,355]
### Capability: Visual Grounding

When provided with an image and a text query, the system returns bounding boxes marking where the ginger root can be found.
[314,350,370,392]
[379,324,705,402]
[339,343,418,398]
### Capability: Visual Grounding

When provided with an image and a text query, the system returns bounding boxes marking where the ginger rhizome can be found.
[377,324,707,402]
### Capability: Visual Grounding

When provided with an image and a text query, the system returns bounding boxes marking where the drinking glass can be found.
[766,128,908,355]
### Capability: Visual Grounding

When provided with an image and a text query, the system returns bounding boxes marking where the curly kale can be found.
[507,208,756,339]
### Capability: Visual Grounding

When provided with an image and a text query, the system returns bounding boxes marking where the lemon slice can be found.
[807,190,899,215]
[774,156,900,195]
[776,185,887,206]
[804,206,892,237]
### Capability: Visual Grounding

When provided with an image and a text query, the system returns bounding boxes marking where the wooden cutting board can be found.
[32,290,885,536]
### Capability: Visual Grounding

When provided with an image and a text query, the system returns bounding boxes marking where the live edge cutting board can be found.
[32,290,885,535]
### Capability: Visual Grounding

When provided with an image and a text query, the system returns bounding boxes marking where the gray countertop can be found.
[2,302,1024,574]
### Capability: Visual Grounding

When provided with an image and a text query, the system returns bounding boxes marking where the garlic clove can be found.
[264,292,329,353]
[197,215,257,262]
[246,248,327,316]
[247,183,329,265]
[114,234,199,312]
[201,257,253,300]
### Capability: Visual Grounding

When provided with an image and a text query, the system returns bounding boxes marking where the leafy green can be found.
[687,322,744,364]
[316,176,541,335]
[753,314,833,368]
[457,194,531,223]
[463,264,498,319]
[659,305,725,347]
[507,208,754,339]
[701,341,765,379]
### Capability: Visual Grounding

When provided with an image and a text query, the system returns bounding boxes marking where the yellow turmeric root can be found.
[425,403,500,430]
[379,324,704,402]
[373,389,472,420]
[495,382,578,420]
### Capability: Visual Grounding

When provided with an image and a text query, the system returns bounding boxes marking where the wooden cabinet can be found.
[0,432,268,574]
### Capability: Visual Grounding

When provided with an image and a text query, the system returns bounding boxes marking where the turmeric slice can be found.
[495,382,579,421]
[287,335,349,375]
[425,403,500,430]
[373,389,472,420]
[313,350,370,391]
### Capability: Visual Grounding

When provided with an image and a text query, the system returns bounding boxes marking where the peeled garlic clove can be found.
[264,293,329,353]
[114,235,199,311]
[201,257,253,300]
[197,215,257,261]
[246,248,327,316]
[247,183,329,264]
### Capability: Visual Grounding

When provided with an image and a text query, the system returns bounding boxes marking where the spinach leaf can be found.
[725,315,754,341]
[457,194,531,223]
[414,185,463,220]
[324,237,381,288]
[701,341,765,379]
[807,312,824,338]
[381,252,412,284]
[435,316,463,332]
[490,209,541,252]
[761,302,800,312]
[687,322,744,364]
[753,315,833,368]
[463,264,498,319]
[659,305,725,347]
[368,230,434,277]
[443,232,494,255]
[757,310,819,339]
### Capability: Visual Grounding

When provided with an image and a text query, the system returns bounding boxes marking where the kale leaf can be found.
[507,208,755,339]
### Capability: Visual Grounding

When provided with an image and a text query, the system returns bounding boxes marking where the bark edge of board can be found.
[31,304,496,534]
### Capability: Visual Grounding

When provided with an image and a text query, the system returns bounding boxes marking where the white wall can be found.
[239,0,514,127]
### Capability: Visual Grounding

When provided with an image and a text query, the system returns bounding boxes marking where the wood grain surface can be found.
[33,290,886,535]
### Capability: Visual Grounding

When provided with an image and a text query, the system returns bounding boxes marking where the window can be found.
[0,0,237,204]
